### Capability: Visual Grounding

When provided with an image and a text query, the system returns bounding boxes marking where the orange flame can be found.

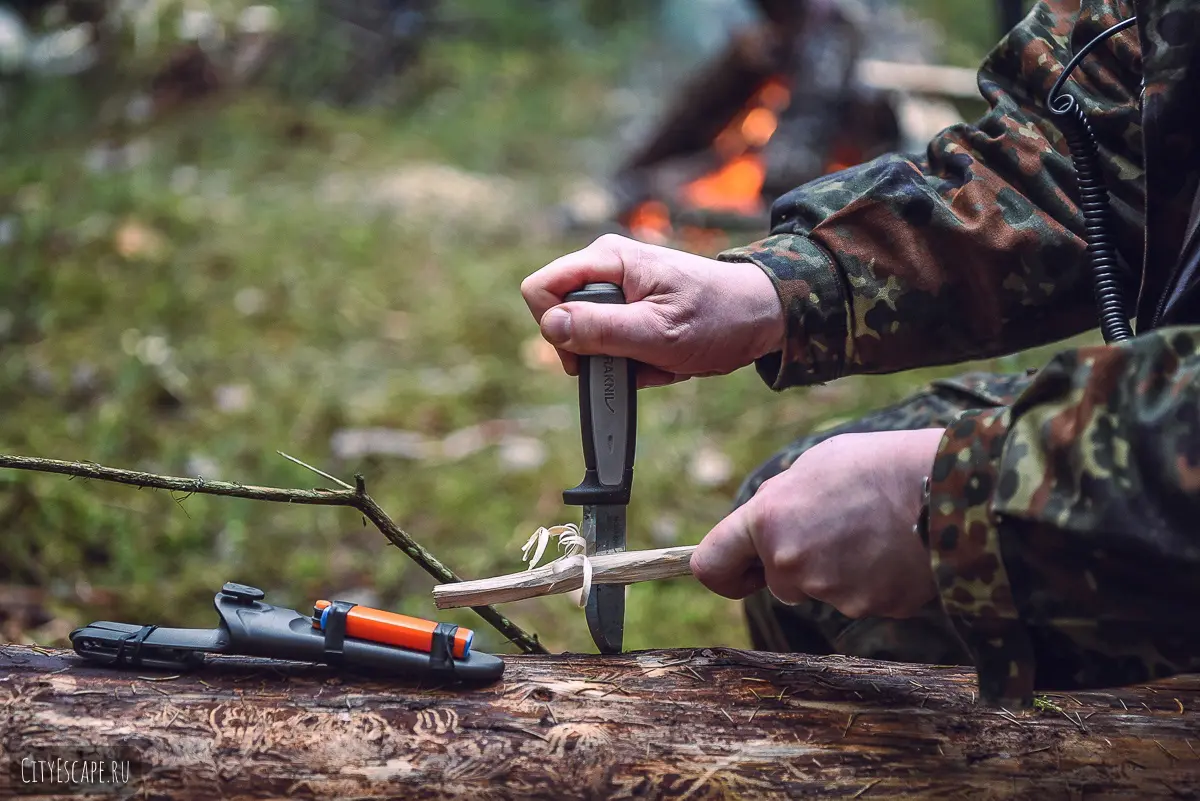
[741,107,778,148]
[679,77,790,216]
[623,76,793,243]
[757,79,791,111]
[626,200,673,244]
[680,154,767,216]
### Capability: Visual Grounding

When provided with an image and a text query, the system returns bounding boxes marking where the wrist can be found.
[718,235,845,388]
[738,262,786,361]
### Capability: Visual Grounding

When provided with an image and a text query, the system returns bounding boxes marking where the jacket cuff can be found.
[928,407,1037,708]
[717,234,849,390]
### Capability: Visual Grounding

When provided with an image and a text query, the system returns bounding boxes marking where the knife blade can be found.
[581,504,627,653]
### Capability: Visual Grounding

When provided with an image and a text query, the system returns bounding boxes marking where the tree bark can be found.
[3,645,1199,799]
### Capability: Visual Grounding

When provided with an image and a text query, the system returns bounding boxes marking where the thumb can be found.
[540,301,669,362]
[691,501,766,600]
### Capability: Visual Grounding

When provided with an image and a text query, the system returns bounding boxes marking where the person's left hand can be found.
[690,429,945,620]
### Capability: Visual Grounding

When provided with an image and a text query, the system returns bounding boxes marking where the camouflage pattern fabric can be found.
[929,330,1200,706]
[720,0,1200,707]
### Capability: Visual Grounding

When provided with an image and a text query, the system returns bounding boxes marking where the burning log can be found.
[613,0,903,248]
[618,26,795,176]
[4,645,1200,798]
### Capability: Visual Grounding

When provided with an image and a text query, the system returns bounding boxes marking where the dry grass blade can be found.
[276,451,354,490]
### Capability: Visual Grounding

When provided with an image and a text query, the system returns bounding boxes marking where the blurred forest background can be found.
[1,0,1051,655]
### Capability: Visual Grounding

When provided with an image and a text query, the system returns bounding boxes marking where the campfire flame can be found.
[680,154,767,217]
[627,77,791,246]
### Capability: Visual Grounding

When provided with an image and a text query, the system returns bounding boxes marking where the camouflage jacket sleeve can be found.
[927,327,1200,707]
[718,0,1144,389]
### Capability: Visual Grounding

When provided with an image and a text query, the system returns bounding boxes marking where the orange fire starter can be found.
[312,600,472,659]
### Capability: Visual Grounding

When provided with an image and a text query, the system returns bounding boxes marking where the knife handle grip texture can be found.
[561,282,637,507]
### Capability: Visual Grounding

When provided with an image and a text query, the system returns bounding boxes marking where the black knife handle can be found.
[562,282,636,507]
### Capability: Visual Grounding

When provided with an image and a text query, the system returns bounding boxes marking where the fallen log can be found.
[3,645,1200,798]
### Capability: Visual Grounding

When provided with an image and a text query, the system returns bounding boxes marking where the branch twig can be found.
[0,453,546,655]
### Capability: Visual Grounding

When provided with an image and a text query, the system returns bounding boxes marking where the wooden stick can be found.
[855,59,981,100]
[433,546,697,609]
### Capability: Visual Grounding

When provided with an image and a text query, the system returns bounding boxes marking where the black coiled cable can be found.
[1046,16,1137,343]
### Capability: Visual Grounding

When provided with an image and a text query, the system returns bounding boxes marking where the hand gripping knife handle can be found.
[562,282,635,655]
[561,283,636,507]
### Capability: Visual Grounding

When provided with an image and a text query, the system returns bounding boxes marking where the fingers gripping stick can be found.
[562,283,635,654]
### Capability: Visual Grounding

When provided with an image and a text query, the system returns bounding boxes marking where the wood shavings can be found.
[521,523,593,607]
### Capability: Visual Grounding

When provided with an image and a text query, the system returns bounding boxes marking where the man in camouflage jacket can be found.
[522,0,1200,708]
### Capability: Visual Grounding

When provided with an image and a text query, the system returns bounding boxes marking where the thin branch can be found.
[0,453,546,655]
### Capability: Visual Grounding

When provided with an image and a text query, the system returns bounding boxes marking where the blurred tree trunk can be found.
[997,0,1027,33]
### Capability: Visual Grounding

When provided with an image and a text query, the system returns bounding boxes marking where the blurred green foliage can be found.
[1,0,1068,655]
[905,0,1037,66]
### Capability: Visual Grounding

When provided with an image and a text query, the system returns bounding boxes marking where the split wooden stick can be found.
[433,545,697,609]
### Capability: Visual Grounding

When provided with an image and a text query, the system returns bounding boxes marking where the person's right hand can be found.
[520,234,785,388]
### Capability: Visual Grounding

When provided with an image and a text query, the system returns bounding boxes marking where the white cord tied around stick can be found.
[520,523,592,607]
